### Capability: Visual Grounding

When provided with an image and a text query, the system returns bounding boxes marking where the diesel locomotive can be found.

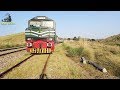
[25,16,56,54]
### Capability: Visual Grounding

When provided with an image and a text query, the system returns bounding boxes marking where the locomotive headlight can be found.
[27,38,32,40]
[29,43,32,46]
[27,42,32,47]
[47,43,52,47]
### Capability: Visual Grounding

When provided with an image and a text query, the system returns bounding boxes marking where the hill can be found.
[98,34,120,46]
[0,32,25,49]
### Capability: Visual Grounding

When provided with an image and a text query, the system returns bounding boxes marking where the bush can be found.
[63,43,94,60]
[116,44,120,46]
[73,36,80,41]
[5,44,12,48]
[91,39,96,41]
[67,47,84,57]
[67,38,71,40]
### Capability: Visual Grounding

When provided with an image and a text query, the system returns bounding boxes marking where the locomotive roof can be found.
[29,16,54,21]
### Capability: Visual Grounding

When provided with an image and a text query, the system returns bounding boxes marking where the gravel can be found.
[0,47,25,55]
[0,50,27,72]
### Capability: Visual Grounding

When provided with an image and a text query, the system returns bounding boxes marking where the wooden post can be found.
[88,61,107,73]
[80,57,107,73]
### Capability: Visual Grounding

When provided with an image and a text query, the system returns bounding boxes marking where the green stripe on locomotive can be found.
[25,25,56,41]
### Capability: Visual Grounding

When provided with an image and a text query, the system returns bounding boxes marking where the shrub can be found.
[63,43,94,60]
[67,47,84,57]
[67,38,70,40]
[73,36,80,41]
[116,44,120,46]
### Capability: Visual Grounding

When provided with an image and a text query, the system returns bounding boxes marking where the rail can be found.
[0,54,34,78]
[39,54,51,79]
[0,46,25,52]
[0,48,26,56]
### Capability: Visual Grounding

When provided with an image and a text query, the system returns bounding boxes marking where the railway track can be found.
[0,53,51,79]
[0,46,25,52]
[39,54,51,79]
[0,47,26,56]
[0,54,34,78]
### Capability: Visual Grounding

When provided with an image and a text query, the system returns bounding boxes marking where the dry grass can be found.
[63,40,95,60]
[99,33,120,46]
[46,44,118,79]
[63,40,120,78]
[3,44,89,79]
[1,32,120,78]
[0,32,25,49]
[46,44,93,79]
[2,43,119,79]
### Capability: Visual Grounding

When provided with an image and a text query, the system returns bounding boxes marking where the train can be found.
[25,16,56,54]
[2,13,12,22]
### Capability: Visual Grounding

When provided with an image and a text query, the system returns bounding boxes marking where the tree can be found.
[73,36,77,40]
[73,36,80,41]
[67,38,70,40]
[91,39,96,41]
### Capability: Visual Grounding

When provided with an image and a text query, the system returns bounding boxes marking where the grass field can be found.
[63,39,120,77]
[0,32,25,49]
[0,32,120,78]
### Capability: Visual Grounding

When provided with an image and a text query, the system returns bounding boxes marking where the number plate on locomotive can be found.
[30,48,51,53]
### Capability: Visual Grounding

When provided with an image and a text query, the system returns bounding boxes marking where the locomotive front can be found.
[25,16,56,53]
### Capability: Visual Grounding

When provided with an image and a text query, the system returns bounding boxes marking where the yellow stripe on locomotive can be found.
[30,48,51,53]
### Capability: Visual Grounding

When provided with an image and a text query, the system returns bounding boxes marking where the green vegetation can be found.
[63,39,94,60]
[0,32,25,49]
[63,39,120,77]
[46,44,89,79]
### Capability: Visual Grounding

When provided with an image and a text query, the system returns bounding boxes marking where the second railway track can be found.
[0,46,25,52]
[0,53,51,79]
[0,54,34,78]
[0,47,26,56]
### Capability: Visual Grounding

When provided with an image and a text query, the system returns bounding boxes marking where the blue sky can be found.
[0,11,120,39]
